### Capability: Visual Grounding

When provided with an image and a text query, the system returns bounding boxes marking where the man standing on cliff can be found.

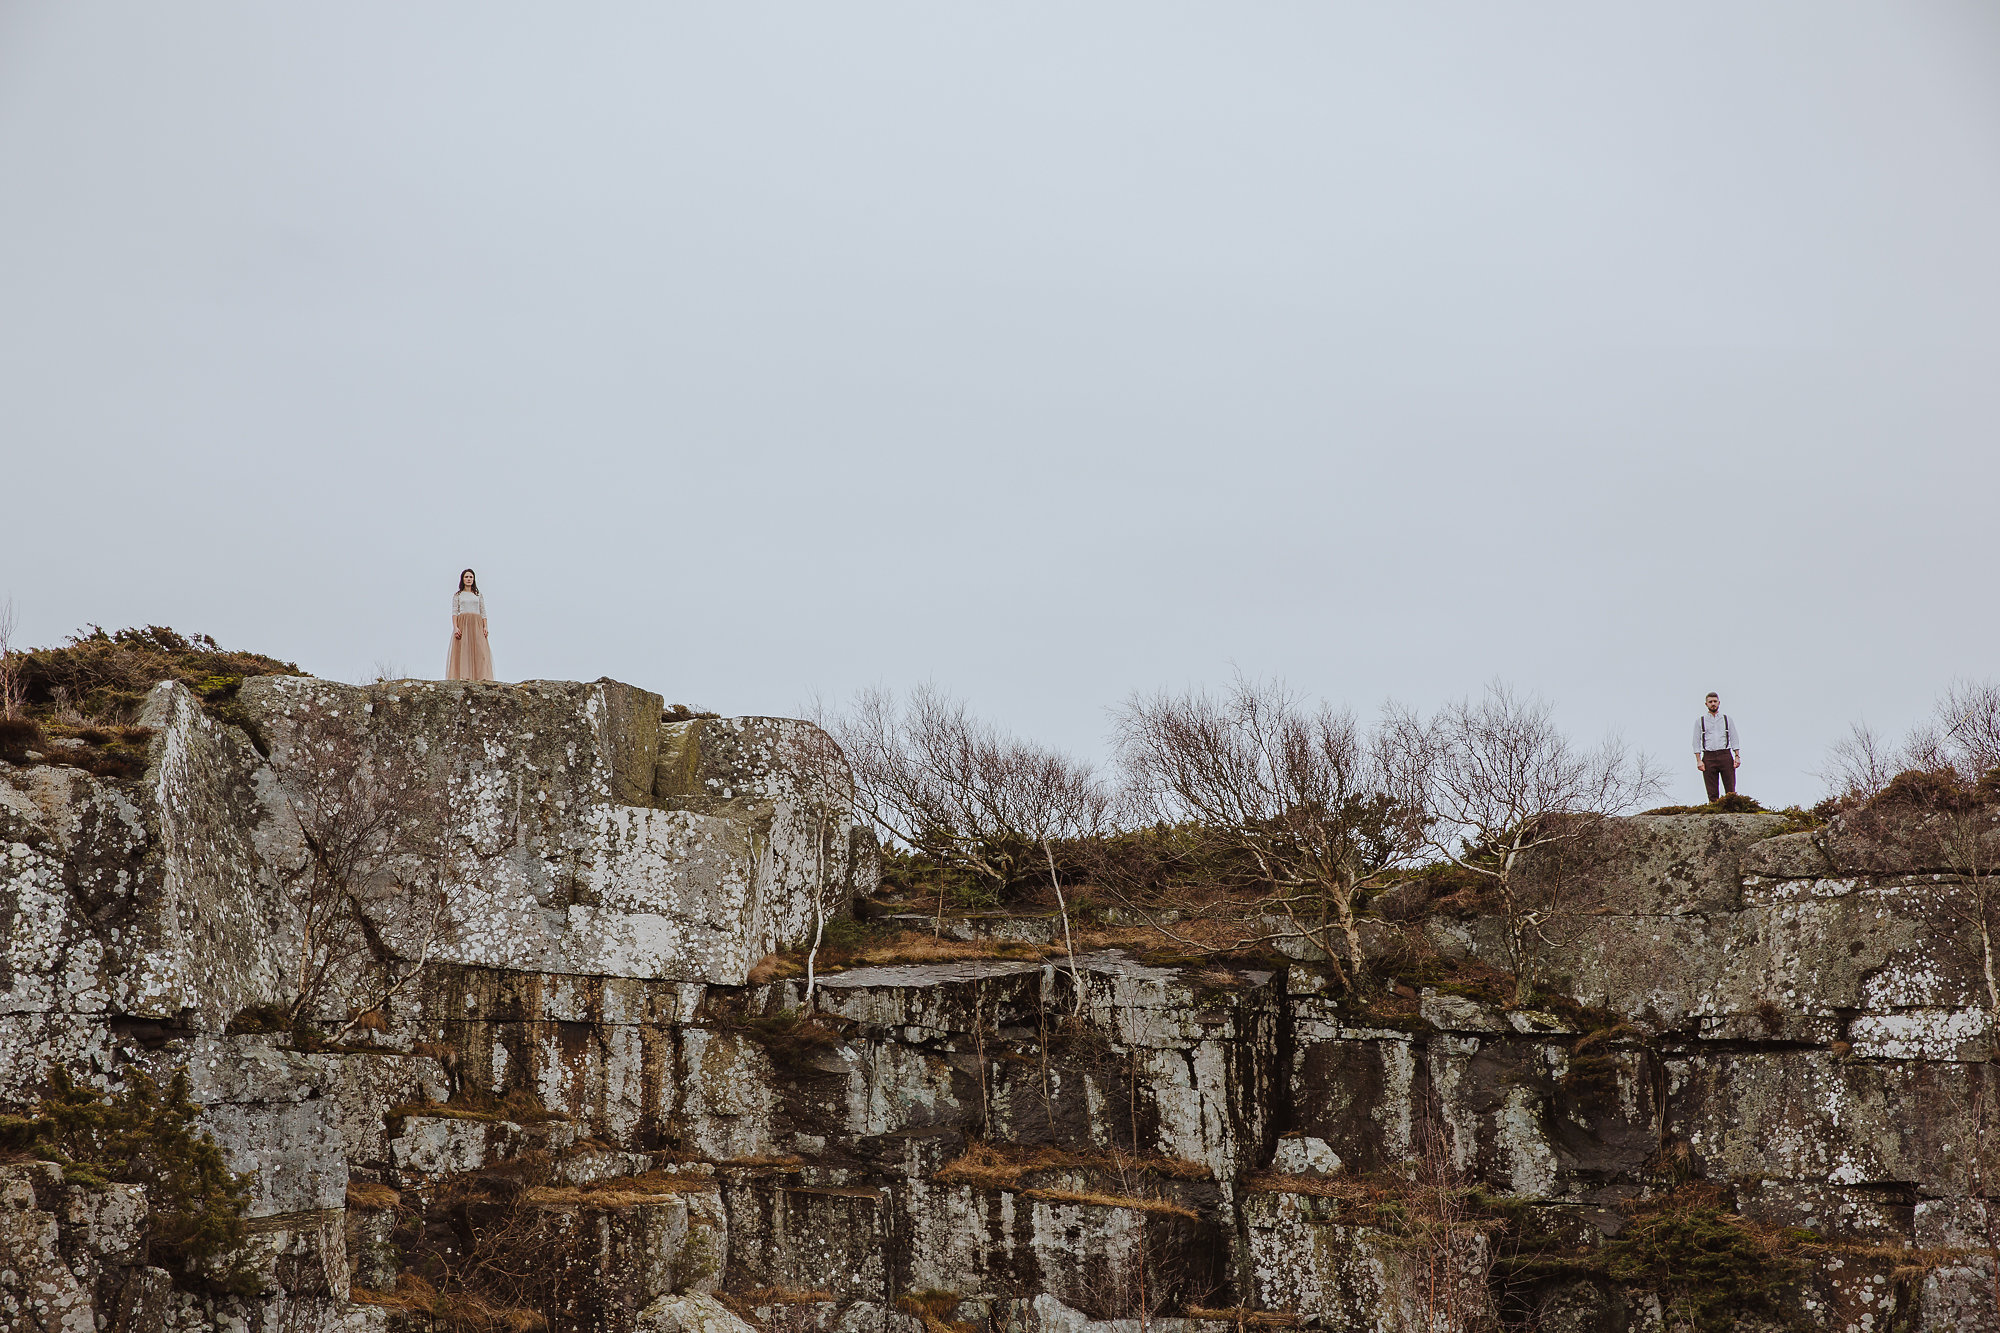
[1693,692,1743,801]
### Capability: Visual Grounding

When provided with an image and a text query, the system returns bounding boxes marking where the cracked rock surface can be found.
[3,684,1999,1329]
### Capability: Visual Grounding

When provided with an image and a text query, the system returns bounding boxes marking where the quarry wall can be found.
[2,679,1997,1331]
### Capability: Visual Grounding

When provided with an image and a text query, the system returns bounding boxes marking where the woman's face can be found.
[461,571,475,590]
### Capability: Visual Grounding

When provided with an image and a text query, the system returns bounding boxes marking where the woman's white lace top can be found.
[453,592,485,617]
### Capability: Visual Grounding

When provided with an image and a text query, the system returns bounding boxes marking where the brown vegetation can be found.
[346,1181,402,1210]
[350,1273,546,1333]
[934,1140,1211,1189]
[0,622,299,778]
[9,624,301,726]
[1183,1308,1299,1327]
[895,1290,981,1333]
[1115,676,1427,990]
[388,1087,568,1128]
[820,685,1109,1003]
[1015,1187,1201,1219]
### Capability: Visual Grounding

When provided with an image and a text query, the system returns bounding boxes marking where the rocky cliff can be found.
[3,679,1997,1331]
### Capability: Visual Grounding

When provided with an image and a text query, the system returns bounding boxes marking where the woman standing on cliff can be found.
[445,568,494,681]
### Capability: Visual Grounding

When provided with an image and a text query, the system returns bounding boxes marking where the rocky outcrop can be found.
[239,676,874,987]
[5,685,2000,1329]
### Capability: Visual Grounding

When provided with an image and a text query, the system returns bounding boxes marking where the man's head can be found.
[1706,692,1720,714]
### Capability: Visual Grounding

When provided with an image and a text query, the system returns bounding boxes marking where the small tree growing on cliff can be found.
[0,597,23,720]
[821,685,1109,1006]
[1383,1099,1498,1332]
[781,722,856,1009]
[272,718,463,1038]
[1384,682,1660,1003]
[1114,676,1427,991]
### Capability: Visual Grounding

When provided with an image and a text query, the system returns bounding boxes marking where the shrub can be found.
[14,625,302,725]
[1639,793,1767,816]
[1598,1183,1808,1330]
[877,845,989,909]
[1,1067,257,1291]
[0,715,44,763]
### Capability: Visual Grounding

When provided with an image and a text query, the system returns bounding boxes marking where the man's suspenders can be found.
[1702,713,1734,752]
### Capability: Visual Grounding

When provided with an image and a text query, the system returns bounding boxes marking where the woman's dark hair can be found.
[457,568,480,594]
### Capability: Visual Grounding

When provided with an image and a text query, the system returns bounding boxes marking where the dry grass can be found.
[847,930,1061,968]
[350,1273,547,1332]
[388,1088,567,1127]
[1018,1186,1199,1219]
[752,904,1301,987]
[1185,1309,1300,1328]
[518,1169,717,1209]
[1245,1171,1389,1202]
[933,1140,1212,1189]
[737,1287,838,1306]
[345,1181,401,1210]
[749,929,1062,983]
[1799,1240,1981,1279]
[746,954,794,984]
[896,1290,980,1333]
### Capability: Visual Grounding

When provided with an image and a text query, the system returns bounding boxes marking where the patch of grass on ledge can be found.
[1185,1309,1299,1328]
[1638,793,1769,815]
[933,1140,1212,1189]
[1018,1186,1199,1219]
[349,1274,546,1332]
[386,1087,567,1129]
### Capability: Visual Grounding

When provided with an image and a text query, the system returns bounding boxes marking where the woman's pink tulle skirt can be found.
[446,613,495,681]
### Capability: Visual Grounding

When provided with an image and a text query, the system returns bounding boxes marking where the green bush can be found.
[1639,793,1767,816]
[1598,1184,1808,1330]
[2,1067,257,1292]
[15,625,302,725]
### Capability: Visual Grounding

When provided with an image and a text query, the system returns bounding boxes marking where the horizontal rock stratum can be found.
[3,680,1999,1330]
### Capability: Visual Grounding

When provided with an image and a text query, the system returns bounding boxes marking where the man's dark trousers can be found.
[1703,750,1737,801]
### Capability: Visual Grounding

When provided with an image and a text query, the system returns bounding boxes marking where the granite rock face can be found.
[7,693,2000,1330]
[238,676,873,986]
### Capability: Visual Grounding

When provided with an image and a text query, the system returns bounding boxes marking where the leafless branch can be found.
[0,597,23,720]
[818,685,1108,1007]
[1113,674,1427,990]
[780,722,855,1010]
[272,718,465,1037]
[1383,680,1660,1001]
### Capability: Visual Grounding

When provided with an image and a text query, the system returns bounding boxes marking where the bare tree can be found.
[1001,740,1112,1013]
[1910,679,2000,780]
[1384,1103,1497,1333]
[1825,682,2000,806]
[273,719,462,1038]
[1820,721,1898,802]
[1384,681,1660,1003]
[780,722,855,1010]
[1114,676,1427,991]
[819,685,1109,1006]
[0,597,23,720]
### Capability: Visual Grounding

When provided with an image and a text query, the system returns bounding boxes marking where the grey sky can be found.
[4,3,1997,809]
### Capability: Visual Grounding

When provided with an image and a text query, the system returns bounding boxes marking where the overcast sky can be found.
[3,3,1997,809]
